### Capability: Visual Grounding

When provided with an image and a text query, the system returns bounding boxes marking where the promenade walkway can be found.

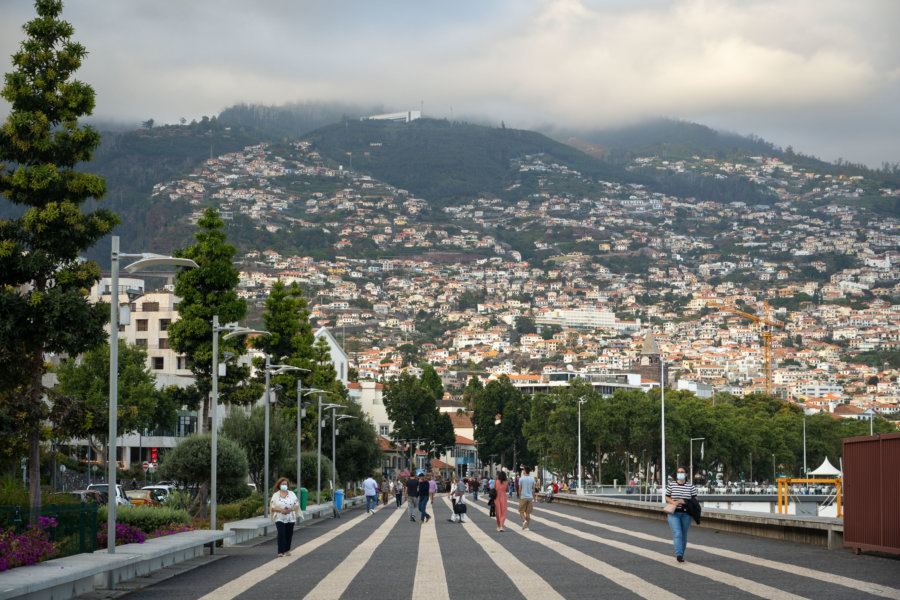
[92,495,900,600]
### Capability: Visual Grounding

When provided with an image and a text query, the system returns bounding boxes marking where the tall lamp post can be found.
[263,358,303,516]
[332,413,357,517]
[296,384,320,499]
[211,318,269,536]
[577,398,586,492]
[316,393,341,505]
[108,236,197,557]
[660,354,667,503]
[689,437,705,484]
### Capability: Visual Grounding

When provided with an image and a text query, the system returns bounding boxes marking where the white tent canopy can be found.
[809,457,841,476]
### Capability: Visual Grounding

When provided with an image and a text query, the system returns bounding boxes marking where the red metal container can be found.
[843,432,900,555]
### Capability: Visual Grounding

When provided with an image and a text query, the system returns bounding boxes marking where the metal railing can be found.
[0,502,99,556]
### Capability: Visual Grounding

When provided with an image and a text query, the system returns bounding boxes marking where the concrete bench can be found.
[0,529,232,600]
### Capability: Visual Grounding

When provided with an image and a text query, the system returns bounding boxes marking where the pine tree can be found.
[0,0,119,518]
[166,208,247,432]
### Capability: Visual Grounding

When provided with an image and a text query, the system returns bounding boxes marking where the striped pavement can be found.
[129,494,900,600]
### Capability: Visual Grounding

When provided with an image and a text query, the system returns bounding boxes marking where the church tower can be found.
[637,329,667,385]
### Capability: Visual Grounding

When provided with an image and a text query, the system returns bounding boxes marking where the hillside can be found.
[304,118,643,205]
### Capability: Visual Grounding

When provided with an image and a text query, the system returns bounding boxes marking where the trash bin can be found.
[334,489,344,510]
[299,487,308,510]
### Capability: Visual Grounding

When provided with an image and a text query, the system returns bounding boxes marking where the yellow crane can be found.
[707,300,785,396]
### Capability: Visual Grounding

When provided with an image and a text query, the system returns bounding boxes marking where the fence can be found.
[843,432,900,555]
[0,502,99,556]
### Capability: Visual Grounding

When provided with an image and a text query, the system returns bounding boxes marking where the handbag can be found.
[663,502,676,514]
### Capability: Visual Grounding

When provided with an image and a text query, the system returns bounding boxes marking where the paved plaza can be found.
[103,497,900,600]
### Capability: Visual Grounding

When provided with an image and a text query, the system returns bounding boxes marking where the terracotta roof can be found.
[450,413,473,428]
[455,435,476,445]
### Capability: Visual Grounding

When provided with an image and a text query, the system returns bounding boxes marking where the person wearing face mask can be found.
[270,477,300,557]
[665,468,698,563]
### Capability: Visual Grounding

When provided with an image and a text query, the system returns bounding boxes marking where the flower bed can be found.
[0,517,59,572]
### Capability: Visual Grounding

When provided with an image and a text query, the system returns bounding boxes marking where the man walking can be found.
[363,474,378,514]
[518,466,536,531]
[405,473,419,521]
[416,471,432,524]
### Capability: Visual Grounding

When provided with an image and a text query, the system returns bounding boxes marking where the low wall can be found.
[544,493,844,549]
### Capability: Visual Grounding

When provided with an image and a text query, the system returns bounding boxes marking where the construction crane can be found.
[707,300,785,396]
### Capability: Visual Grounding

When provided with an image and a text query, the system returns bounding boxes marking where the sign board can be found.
[142,461,150,472]
[149,462,158,473]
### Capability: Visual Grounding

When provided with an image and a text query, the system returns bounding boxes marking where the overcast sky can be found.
[2,0,898,167]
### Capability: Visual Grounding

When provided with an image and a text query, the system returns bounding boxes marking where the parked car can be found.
[125,489,161,507]
[141,485,173,503]
[87,483,129,506]
[67,489,106,504]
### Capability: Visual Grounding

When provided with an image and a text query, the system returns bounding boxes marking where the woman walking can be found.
[270,477,299,558]
[665,467,699,563]
[493,471,509,531]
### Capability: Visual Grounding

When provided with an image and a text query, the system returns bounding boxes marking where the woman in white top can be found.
[270,477,299,557]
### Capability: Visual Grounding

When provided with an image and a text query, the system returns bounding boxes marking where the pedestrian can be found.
[416,471,431,524]
[363,474,378,514]
[488,482,497,517]
[130,478,137,490]
[270,477,299,558]
[382,478,390,506]
[406,473,419,521]
[395,478,404,508]
[494,471,509,531]
[517,466,536,531]
[428,473,437,505]
[665,467,699,563]
[449,479,468,523]
[472,478,478,502]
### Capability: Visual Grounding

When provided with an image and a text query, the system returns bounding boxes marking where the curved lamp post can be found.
[108,236,197,559]
[211,319,269,538]
[296,386,323,501]
[262,359,304,516]
[315,392,341,504]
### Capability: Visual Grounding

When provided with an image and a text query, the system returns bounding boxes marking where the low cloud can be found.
[1,0,897,165]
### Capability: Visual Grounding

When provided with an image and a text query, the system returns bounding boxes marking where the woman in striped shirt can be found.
[665,467,698,563]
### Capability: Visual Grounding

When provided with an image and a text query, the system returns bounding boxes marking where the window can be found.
[159,319,171,331]
[379,425,390,436]
[177,356,187,370]
[135,339,147,347]
[152,357,164,370]
[141,302,159,312]
[136,319,149,332]
[158,338,169,349]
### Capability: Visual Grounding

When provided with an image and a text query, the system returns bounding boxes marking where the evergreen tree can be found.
[166,208,247,432]
[0,0,118,517]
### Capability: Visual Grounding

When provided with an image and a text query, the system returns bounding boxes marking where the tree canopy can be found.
[0,0,118,517]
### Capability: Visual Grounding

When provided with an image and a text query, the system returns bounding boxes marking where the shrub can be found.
[0,517,59,571]
[162,490,192,512]
[216,494,264,521]
[99,505,190,533]
[97,523,145,549]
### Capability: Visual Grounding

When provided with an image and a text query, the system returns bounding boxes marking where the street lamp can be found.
[108,235,197,556]
[316,393,341,505]
[332,413,357,517]
[689,437,705,484]
[295,384,320,501]
[263,358,304,516]
[577,398,586,492]
[210,318,269,536]
[659,353,667,503]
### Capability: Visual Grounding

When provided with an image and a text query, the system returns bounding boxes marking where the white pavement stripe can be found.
[412,504,449,600]
[467,501,684,600]
[196,508,375,600]
[443,498,565,600]
[531,504,900,600]
[529,507,809,600]
[303,506,404,600]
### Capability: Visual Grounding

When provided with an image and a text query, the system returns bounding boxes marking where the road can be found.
[111,495,900,600]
